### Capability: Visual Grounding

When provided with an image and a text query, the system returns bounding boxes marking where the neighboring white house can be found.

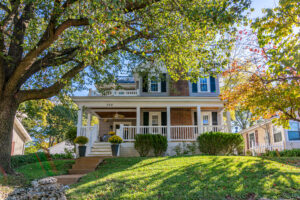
[240,119,300,154]
[72,65,232,156]
[48,141,74,154]
[11,117,32,155]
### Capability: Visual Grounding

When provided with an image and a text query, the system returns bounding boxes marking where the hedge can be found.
[263,149,300,157]
[11,152,73,168]
[197,132,244,155]
[134,134,168,157]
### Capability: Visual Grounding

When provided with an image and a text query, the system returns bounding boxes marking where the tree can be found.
[222,0,299,128]
[0,0,250,173]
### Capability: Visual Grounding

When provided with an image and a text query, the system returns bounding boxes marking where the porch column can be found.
[197,106,201,134]
[77,106,83,137]
[136,106,140,133]
[167,106,171,141]
[87,113,91,126]
[226,111,232,133]
[218,109,224,126]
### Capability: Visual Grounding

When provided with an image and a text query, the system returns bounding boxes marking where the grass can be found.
[67,156,300,200]
[0,159,74,196]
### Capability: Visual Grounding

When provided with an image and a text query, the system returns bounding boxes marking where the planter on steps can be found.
[78,145,87,157]
[111,144,119,156]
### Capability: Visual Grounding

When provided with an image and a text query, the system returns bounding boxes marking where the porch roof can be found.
[72,96,224,108]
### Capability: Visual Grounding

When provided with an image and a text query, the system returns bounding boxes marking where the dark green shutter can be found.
[161,112,167,125]
[161,73,167,92]
[143,112,149,125]
[210,76,216,93]
[142,75,148,92]
[194,112,197,125]
[212,112,218,125]
[192,82,198,93]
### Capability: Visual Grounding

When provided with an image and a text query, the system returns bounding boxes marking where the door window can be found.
[203,115,209,125]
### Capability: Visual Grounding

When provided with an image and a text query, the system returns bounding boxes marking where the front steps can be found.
[87,142,113,157]
[54,156,106,185]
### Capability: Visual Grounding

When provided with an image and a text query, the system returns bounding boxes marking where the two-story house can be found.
[72,69,231,156]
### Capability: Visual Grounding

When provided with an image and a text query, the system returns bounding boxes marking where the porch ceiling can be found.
[96,112,136,118]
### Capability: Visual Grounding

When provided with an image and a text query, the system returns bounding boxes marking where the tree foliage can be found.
[222,0,300,127]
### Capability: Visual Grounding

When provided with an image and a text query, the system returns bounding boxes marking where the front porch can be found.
[73,96,231,156]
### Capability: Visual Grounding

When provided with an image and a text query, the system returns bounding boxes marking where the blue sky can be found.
[74,0,279,97]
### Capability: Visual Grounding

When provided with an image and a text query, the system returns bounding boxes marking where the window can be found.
[203,115,209,125]
[288,121,300,141]
[148,77,161,92]
[273,125,282,143]
[151,115,159,126]
[249,133,255,148]
[199,78,208,92]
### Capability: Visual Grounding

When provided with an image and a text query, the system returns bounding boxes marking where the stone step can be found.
[92,144,111,148]
[68,169,95,174]
[91,148,112,152]
[87,154,113,157]
[73,158,103,169]
[54,174,85,185]
[88,151,112,155]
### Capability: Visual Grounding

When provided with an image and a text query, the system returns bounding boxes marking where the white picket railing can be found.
[250,143,285,155]
[79,125,99,155]
[120,125,228,141]
[89,89,139,96]
[170,126,198,141]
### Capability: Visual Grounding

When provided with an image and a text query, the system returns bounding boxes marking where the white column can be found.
[197,106,201,134]
[226,111,232,133]
[77,106,83,137]
[167,106,171,141]
[136,106,140,133]
[87,113,91,126]
[219,110,224,126]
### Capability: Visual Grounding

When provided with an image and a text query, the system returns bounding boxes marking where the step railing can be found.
[79,125,99,155]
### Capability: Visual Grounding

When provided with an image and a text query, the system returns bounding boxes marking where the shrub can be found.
[197,132,244,155]
[264,149,300,157]
[74,136,89,145]
[11,152,73,168]
[151,134,167,156]
[187,142,197,154]
[134,134,153,157]
[108,135,123,144]
[65,127,77,143]
[173,143,182,156]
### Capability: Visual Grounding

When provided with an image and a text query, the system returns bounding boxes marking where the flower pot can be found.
[78,145,87,157]
[111,144,120,157]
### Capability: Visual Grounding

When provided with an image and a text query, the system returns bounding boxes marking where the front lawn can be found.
[67,156,300,200]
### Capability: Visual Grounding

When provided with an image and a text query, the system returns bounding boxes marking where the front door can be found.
[149,112,161,133]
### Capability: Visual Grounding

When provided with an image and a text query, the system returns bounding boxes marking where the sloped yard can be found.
[67,156,300,200]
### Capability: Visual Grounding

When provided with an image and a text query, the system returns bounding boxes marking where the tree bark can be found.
[0,96,19,174]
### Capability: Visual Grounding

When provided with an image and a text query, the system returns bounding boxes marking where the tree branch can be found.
[16,61,85,102]
[0,3,10,13]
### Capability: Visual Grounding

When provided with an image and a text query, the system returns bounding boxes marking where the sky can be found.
[74,0,279,97]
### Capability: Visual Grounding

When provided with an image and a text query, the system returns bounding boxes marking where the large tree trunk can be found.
[0,97,19,174]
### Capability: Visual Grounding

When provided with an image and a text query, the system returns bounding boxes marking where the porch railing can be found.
[89,89,139,96]
[120,125,229,141]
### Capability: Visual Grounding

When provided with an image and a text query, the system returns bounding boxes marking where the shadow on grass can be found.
[67,156,300,200]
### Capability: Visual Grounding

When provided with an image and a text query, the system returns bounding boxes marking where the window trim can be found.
[197,77,210,93]
[272,125,283,143]
[248,132,256,148]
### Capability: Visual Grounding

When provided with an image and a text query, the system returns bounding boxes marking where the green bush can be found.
[264,149,300,157]
[134,134,153,157]
[197,132,244,155]
[151,134,168,156]
[134,134,168,157]
[11,152,73,168]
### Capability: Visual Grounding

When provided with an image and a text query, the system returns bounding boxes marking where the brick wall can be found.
[170,80,189,96]
[170,108,193,125]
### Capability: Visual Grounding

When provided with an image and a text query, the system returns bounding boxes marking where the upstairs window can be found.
[150,80,159,92]
[199,78,208,92]
[288,121,300,141]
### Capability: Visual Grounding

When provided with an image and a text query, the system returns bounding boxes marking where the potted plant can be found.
[108,135,123,156]
[74,136,89,157]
